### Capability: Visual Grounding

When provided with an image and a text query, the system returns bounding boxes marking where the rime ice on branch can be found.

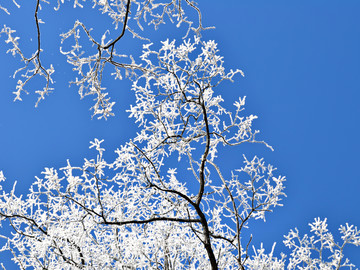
[0,0,359,269]
[1,0,212,117]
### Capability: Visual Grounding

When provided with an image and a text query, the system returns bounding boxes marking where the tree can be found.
[0,0,359,269]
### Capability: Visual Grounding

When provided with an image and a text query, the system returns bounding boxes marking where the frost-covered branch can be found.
[284,218,360,269]
[0,0,54,106]
[0,0,20,15]
[1,1,359,269]
[2,0,210,116]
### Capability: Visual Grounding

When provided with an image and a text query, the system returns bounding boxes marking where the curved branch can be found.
[103,0,131,52]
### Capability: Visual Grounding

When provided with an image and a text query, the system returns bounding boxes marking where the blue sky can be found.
[1,0,360,267]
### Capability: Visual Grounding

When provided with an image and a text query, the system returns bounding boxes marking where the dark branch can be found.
[103,0,131,51]
[101,217,201,226]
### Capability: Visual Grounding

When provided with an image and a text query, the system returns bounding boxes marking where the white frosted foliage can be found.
[0,0,359,269]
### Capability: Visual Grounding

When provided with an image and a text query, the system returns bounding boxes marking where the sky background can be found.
[1,0,360,267]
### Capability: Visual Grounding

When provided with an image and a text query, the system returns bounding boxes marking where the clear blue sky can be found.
[1,0,360,267]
